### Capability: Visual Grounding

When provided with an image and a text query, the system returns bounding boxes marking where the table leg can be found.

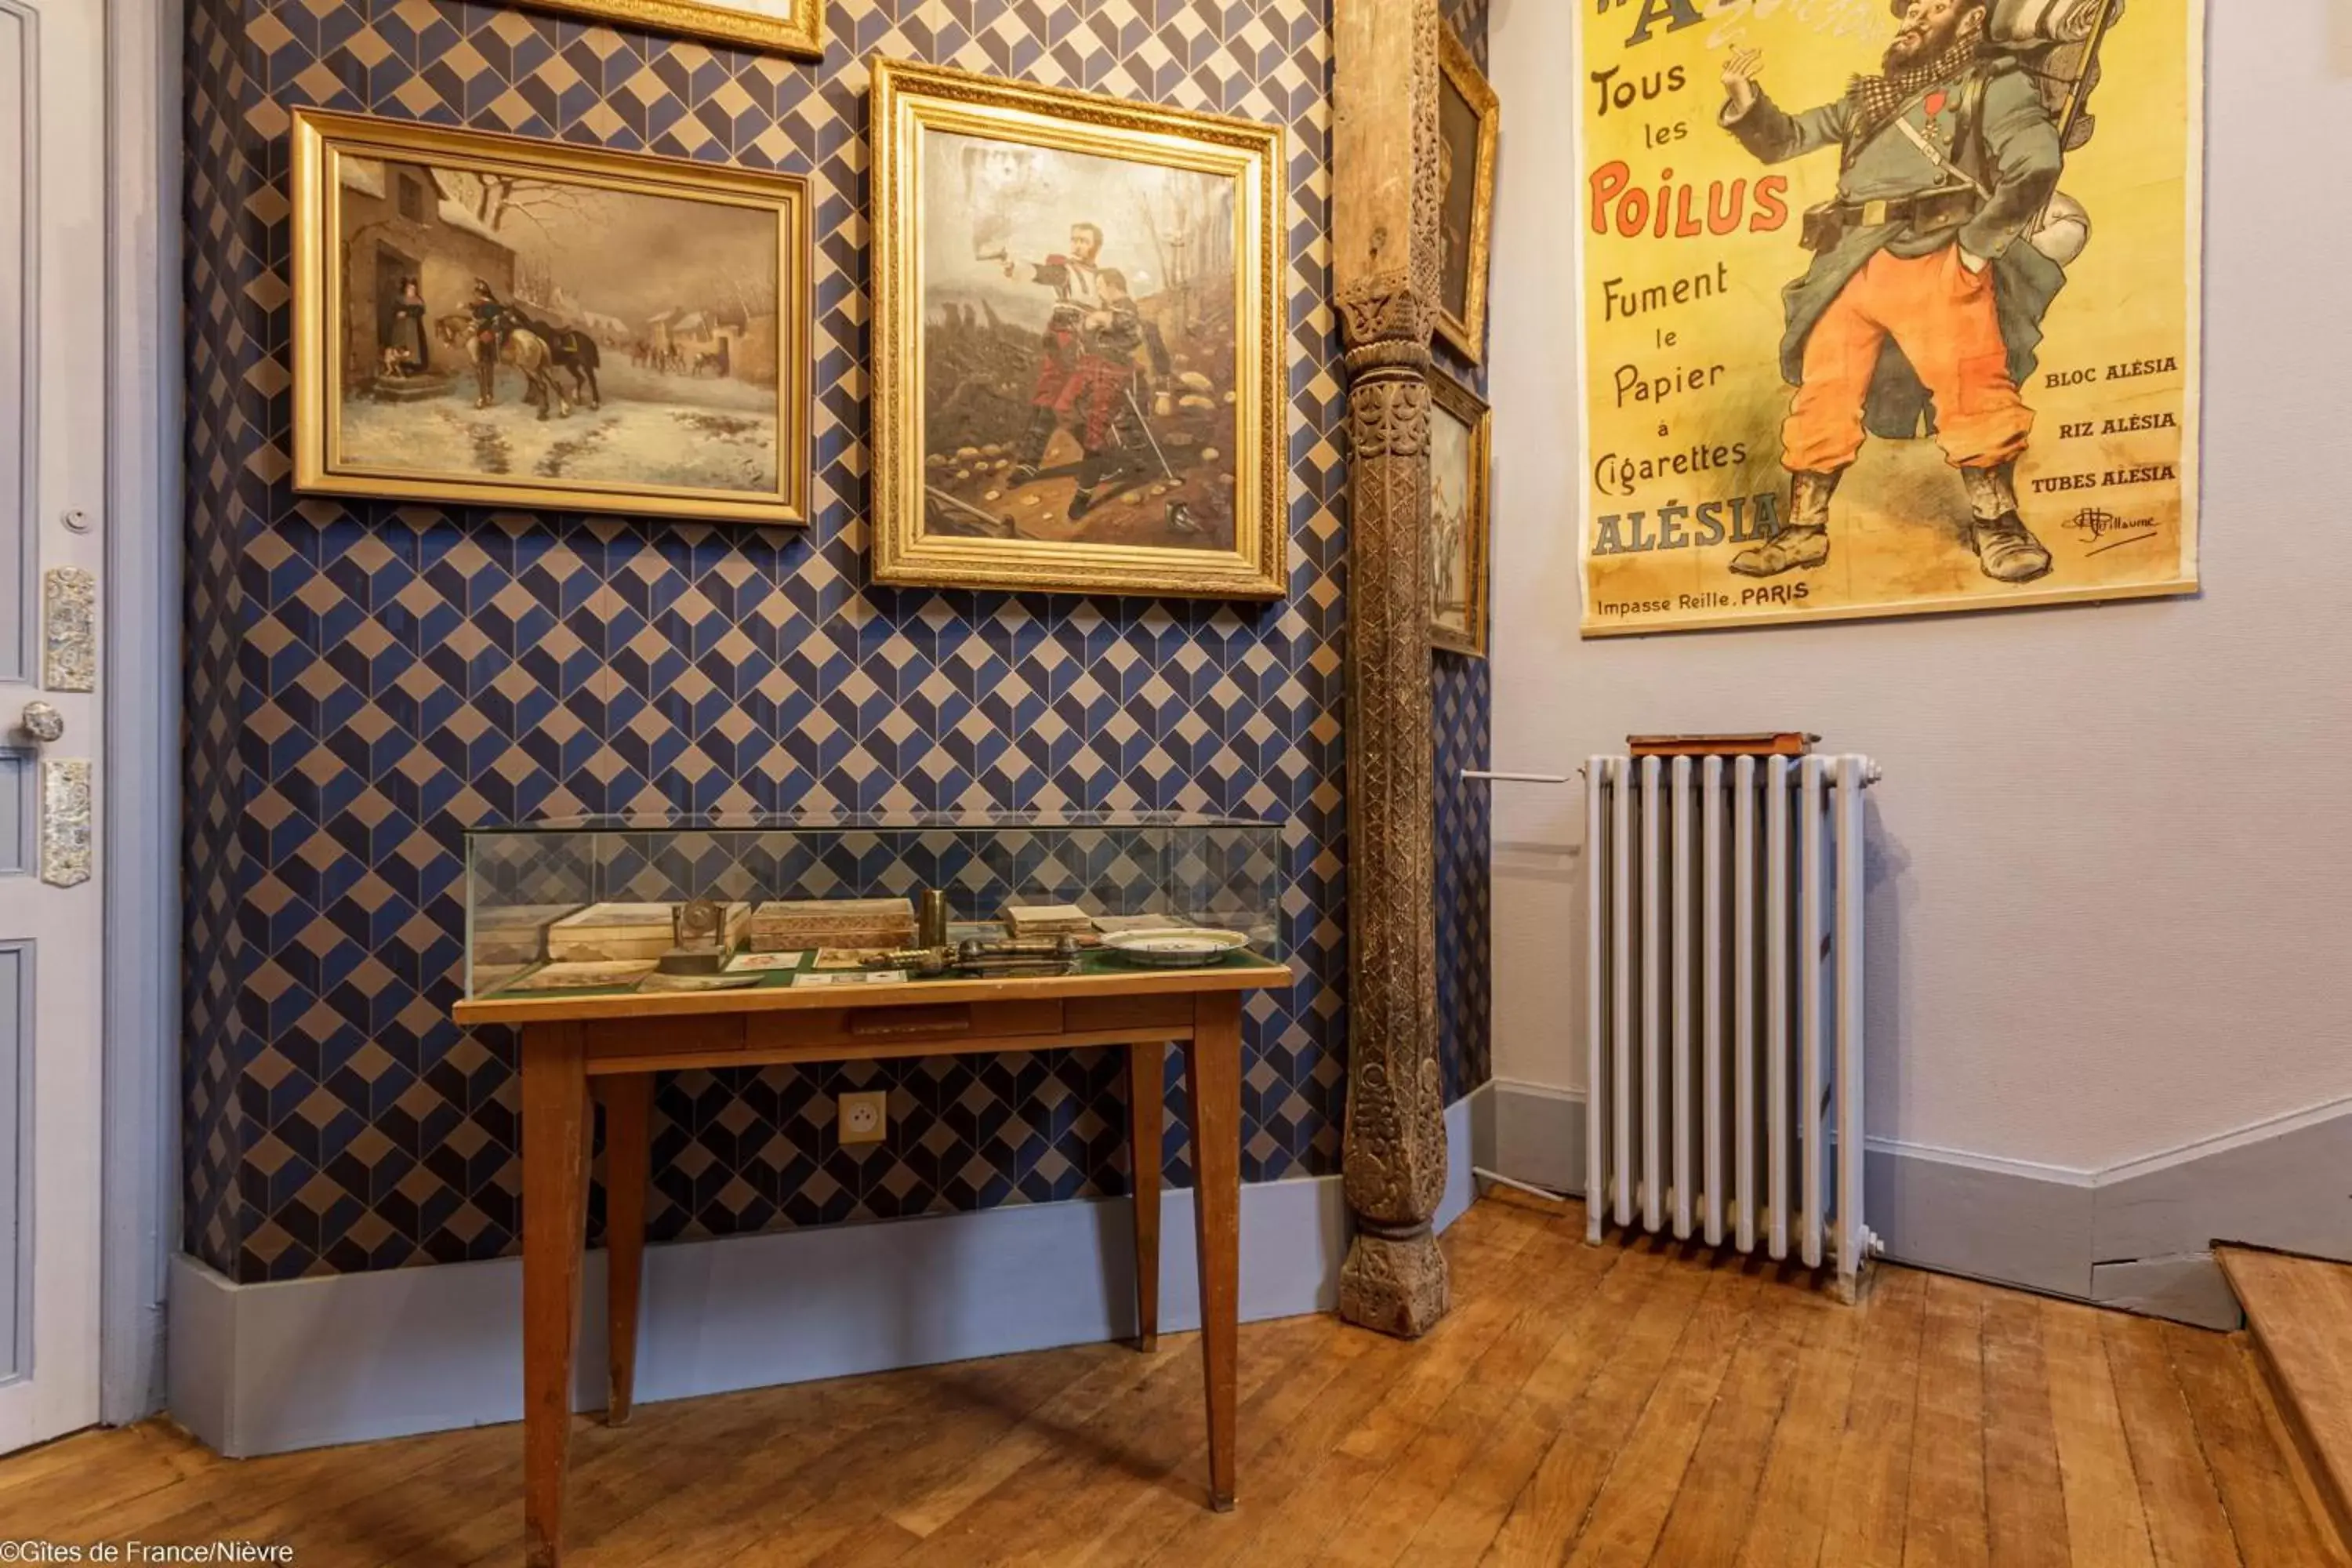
[1183,993,1243,1512]
[1125,1040,1163,1352]
[521,1022,592,1568]
[594,1072,652,1425]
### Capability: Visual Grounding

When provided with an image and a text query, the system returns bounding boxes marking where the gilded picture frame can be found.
[516,0,822,58]
[1434,25,1499,366]
[869,59,1287,600]
[1428,370,1491,658]
[289,107,812,526]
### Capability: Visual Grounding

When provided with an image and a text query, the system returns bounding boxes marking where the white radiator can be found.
[1581,753,1882,1300]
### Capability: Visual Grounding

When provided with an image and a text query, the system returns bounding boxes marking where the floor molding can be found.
[1480,1079,2350,1327]
[1435,1083,1487,1235]
[168,1175,1345,1458]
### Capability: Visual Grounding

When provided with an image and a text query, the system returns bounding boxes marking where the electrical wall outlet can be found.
[838,1090,888,1145]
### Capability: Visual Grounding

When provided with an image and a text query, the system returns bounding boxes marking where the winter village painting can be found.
[869,62,1287,598]
[289,111,811,524]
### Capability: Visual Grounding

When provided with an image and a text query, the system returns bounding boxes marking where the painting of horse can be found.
[289,107,811,525]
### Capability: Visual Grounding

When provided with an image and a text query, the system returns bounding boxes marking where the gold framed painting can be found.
[517,0,822,58]
[869,60,1287,599]
[1428,371,1490,658]
[289,107,811,526]
[1434,26,1499,366]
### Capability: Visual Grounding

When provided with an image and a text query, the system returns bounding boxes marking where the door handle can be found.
[16,701,62,744]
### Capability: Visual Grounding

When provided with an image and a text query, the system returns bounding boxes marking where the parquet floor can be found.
[3,1192,2343,1566]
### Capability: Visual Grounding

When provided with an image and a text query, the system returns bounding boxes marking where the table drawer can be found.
[744,999,1065,1053]
[1067,993,1194,1034]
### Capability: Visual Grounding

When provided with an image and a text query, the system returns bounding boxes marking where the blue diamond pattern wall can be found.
[182,0,1493,1283]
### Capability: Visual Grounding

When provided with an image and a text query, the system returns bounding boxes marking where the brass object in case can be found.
[659,896,733,975]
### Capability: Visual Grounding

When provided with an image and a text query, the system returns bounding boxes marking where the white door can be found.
[0,0,104,1454]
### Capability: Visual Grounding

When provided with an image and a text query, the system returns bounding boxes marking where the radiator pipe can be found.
[1472,1166,1575,1204]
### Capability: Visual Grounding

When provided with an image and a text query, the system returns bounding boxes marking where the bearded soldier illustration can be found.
[1719,0,2115,585]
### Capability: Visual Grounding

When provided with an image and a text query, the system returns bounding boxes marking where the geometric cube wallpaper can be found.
[182,0,1490,1283]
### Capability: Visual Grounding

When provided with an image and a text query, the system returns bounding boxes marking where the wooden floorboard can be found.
[2041,1298,2159,1568]
[1733,1263,1867,1568]
[1975,1282,2073,1568]
[2100,1309,2241,1568]
[1818,1263,1927,1567]
[0,1193,2334,1567]
[2163,1322,2350,1568]
[2217,1244,2352,1556]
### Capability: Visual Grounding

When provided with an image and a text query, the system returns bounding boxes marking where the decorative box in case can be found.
[459,813,1287,1001]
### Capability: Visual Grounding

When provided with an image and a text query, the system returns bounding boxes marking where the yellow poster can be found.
[1573,0,2202,635]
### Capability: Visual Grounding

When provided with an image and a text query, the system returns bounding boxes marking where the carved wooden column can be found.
[1332,0,1450,1338]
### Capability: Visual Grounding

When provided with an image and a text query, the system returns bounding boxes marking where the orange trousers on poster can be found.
[1783,245,2034,474]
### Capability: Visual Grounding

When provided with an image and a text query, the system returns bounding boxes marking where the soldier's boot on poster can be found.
[1730,470,1839,577]
[1962,463,2053,584]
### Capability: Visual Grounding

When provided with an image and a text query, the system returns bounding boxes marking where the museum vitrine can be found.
[460,813,1287,1000]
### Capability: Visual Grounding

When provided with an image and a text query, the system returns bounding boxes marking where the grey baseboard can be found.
[1435,1083,1486,1234]
[1863,1143,2097,1299]
[1487,1079,1585,1196]
[2093,1098,2352,1266]
[2089,1254,2243,1332]
[169,1176,1345,1458]
[1480,1080,2352,1329]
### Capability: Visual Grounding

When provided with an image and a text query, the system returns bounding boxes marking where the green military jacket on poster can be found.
[1725,56,2067,441]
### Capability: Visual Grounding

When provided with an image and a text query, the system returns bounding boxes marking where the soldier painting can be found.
[910,127,1242,554]
[1571,0,2201,635]
[868,61,1287,599]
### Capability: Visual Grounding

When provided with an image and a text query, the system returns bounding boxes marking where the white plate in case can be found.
[1100,929,1254,967]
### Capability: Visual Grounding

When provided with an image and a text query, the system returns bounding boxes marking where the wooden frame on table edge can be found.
[510,0,822,59]
[866,58,1288,601]
[1432,23,1498,367]
[450,957,1295,1029]
[1426,369,1490,659]
[286,107,814,526]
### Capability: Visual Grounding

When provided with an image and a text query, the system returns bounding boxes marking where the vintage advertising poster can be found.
[1573,0,2203,635]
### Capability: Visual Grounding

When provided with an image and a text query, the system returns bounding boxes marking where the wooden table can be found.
[454,956,1289,1567]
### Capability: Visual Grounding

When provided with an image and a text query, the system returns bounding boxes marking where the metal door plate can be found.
[38,758,89,887]
[42,567,94,692]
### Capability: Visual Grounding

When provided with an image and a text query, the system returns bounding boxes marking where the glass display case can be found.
[461,813,1287,1000]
